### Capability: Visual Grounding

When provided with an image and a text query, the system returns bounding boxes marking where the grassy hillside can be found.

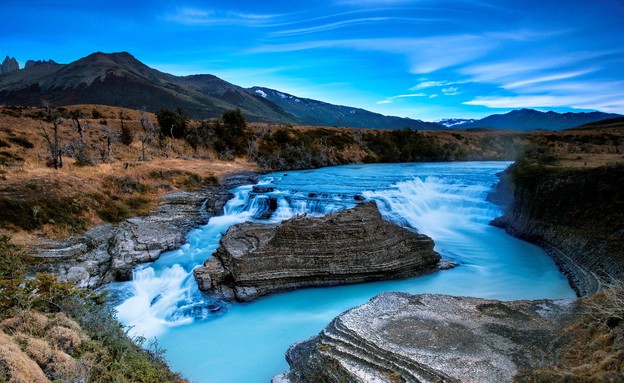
[0,105,256,244]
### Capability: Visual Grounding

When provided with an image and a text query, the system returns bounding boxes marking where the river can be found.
[107,162,575,383]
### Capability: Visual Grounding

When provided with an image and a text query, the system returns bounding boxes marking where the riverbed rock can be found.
[194,202,444,302]
[274,292,578,383]
[31,173,258,288]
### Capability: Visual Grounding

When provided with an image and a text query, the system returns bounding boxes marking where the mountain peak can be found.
[1,56,19,74]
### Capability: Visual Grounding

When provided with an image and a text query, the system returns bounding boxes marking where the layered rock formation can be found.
[194,202,444,302]
[491,164,624,296]
[31,173,257,288]
[274,292,578,383]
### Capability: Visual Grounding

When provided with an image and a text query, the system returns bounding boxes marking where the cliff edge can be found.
[492,162,624,296]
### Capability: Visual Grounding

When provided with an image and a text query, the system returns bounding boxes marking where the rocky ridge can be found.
[275,293,578,383]
[194,202,445,302]
[1,56,19,74]
[31,173,258,288]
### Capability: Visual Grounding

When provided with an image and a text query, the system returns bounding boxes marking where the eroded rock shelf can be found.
[194,202,446,302]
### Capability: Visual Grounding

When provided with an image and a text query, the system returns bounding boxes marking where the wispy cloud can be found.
[501,69,597,90]
[252,35,496,73]
[377,92,428,104]
[442,87,460,95]
[464,91,624,113]
[460,52,610,84]
[272,17,444,37]
[166,7,281,26]
[335,0,418,5]
[410,80,452,90]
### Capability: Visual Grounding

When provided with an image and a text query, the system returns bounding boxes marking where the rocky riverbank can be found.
[491,163,624,297]
[30,173,258,288]
[274,292,579,383]
[194,202,447,302]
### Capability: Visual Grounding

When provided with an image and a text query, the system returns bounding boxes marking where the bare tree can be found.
[138,109,155,161]
[98,128,115,163]
[39,104,64,169]
[70,109,93,166]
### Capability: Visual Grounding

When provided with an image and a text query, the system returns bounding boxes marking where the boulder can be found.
[275,292,578,383]
[194,202,445,302]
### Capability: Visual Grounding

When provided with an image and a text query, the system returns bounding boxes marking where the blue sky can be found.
[1,0,623,120]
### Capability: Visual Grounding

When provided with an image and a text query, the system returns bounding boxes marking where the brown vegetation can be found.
[0,237,186,383]
[520,281,624,382]
[0,105,256,243]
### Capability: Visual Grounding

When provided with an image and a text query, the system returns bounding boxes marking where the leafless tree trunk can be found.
[98,128,114,163]
[139,110,154,161]
[71,109,93,166]
[39,105,64,169]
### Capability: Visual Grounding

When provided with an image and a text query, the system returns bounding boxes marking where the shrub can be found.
[0,196,89,233]
[91,109,103,119]
[157,108,187,139]
[7,136,34,149]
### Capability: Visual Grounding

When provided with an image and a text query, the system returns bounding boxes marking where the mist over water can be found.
[107,162,575,383]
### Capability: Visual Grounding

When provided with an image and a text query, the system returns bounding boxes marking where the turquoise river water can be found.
[107,162,575,383]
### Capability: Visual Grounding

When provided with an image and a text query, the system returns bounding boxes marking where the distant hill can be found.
[460,109,621,131]
[248,86,444,130]
[567,116,624,131]
[0,52,298,123]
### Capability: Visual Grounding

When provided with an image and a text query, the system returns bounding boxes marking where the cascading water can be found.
[109,162,575,383]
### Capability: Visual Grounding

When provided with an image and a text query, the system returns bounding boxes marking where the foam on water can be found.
[109,162,575,382]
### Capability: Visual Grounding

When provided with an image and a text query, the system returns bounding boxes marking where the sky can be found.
[1,0,623,121]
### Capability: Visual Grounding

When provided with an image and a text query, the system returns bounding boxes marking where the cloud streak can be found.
[166,7,282,26]
[377,93,428,104]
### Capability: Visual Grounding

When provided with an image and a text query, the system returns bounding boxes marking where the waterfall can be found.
[113,179,358,338]
[364,176,501,242]
[113,184,260,338]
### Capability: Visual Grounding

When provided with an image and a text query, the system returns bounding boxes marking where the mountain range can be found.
[248,86,440,129]
[456,109,621,131]
[0,51,620,130]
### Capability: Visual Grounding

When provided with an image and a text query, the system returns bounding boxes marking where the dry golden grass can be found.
[0,310,92,383]
[0,105,258,244]
[0,332,50,383]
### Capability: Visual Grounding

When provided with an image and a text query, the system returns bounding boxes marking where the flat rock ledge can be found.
[274,292,578,383]
[31,173,258,288]
[194,202,446,302]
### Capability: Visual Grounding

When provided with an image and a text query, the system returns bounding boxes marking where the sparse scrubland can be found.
[0,236,185,383]
[0,104,623,382]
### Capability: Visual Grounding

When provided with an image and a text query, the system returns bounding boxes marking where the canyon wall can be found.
[492,163,624,296]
